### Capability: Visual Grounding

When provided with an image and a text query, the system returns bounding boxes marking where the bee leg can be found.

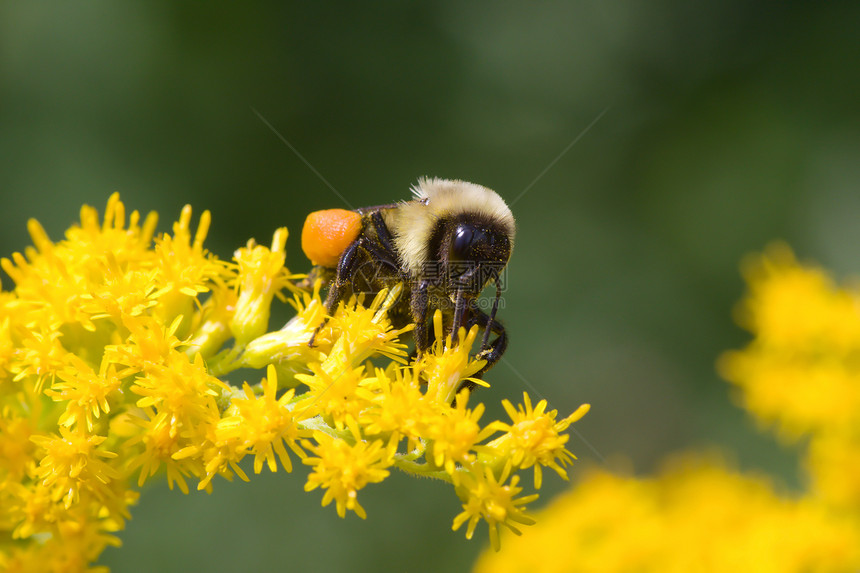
[480,283,502,352]
[308,238,363,347]
[410,279,430,356]
[451,288,466,345]
[349,212,400,275]
[370,211,398,255]
[455,308,507,394]
[467,299,507,376]
[308,213,403,348]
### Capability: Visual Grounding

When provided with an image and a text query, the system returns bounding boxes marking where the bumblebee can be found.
[301,177,515,378]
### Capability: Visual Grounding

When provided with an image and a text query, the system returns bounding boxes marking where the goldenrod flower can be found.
[719,243,860,438]
[474,456,860,572]
[421,313,487,404]
[484,393,590,488]
[0,413,37,483]
[720,243,860,512]
[303,428,392,519]
[806,432,860,509]
[359,364,433,454]
[214,365,307,476]
[426,389,493,479]
[230,229,296,345]
[453,463,537,552]
[30,427,119,508]
[238,285,327,377]
[0,195,588,570]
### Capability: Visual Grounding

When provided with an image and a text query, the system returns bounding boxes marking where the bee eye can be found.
[449,224,478,261]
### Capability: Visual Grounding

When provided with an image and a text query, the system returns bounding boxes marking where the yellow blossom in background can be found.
[720,243,860,511]
[719,243,860,438]
[0,194,588,571]
[473,456,860,573]
[475,243,860,572]
[805,432,860,510]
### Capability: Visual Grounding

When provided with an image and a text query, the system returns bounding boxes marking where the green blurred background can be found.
[2,2,859,571]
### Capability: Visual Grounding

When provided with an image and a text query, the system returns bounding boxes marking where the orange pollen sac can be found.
[301,209,362,267]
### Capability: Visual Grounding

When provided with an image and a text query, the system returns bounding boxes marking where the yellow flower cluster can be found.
[474,243,860,572]
[473,456,860,573]
[0,194,588,571]
[720,243,860,509]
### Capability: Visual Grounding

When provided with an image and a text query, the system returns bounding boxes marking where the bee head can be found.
[436,215,512,298]
[389,178,516,298]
